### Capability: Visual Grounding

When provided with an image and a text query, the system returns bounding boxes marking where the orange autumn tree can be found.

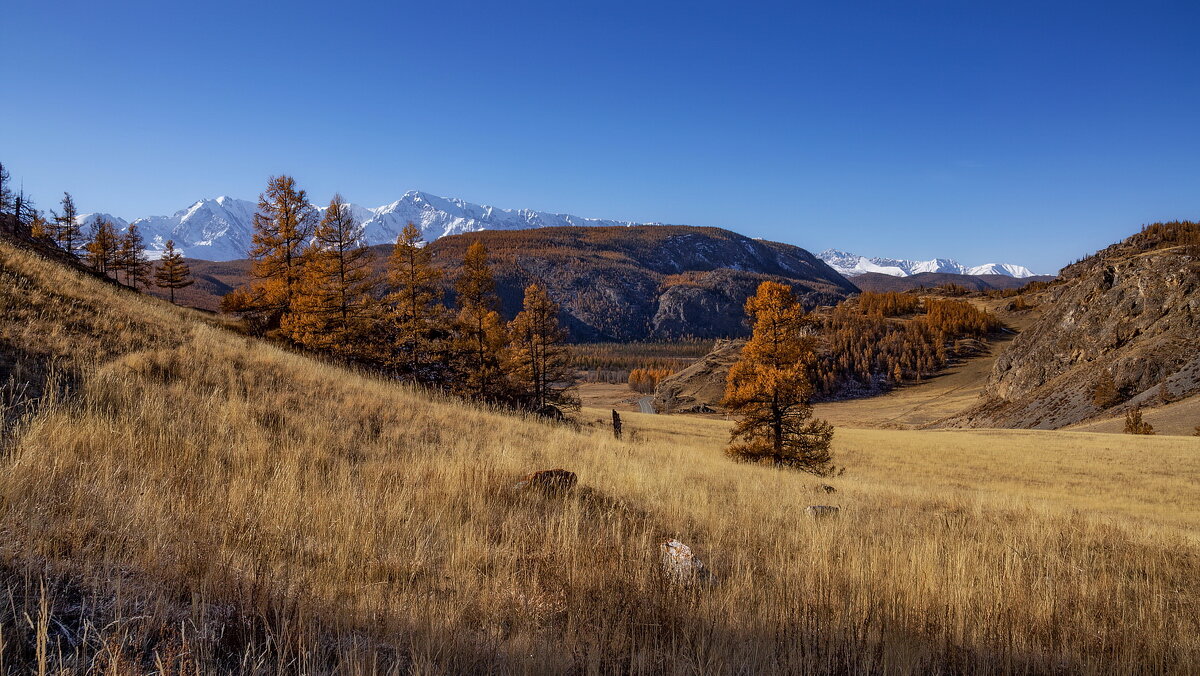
[113,223,152,287]
[451,240,510,401]
[387,222,449,382]
[507,283,577,414]
[223,175,316,330]
[722,281,836,474]
[153,240,194,304]
[283,194,378,358]
[83,217,120,274]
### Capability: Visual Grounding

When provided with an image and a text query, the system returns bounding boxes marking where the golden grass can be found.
[2,239,1199,673]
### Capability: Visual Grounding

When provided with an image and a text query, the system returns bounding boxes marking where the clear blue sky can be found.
[4,1,1199,273]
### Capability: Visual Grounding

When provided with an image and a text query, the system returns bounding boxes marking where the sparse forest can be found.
[0,161,196,301]
[812,293,1002,397]
[218,175,579,414]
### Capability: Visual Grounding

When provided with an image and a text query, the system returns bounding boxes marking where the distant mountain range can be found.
[78,192,1037,278]
[78,192,648,261]
[817,249,1038,278]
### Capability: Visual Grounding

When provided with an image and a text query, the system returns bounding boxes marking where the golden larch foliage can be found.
[507,283,578,412]
[152,240,194,304]
[723,281,835,474]
[452,240,511,401]
[386,222,449,382]
[282,194,378,359]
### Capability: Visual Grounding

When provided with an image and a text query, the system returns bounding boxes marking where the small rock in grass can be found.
[660,539,716,586]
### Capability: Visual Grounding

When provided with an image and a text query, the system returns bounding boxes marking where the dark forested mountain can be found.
[851,272,1058,293]
[169,225,857,340]
[427,225,858,341]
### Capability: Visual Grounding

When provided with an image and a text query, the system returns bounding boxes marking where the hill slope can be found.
[944,224,1200,429]
[2,234,1198,672]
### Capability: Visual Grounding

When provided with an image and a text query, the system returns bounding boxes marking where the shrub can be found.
[1124,407,1155,435]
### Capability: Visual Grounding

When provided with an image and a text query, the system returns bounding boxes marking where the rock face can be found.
[651,339,745,413]
[945,231,1200,429]
[428,226,857,341]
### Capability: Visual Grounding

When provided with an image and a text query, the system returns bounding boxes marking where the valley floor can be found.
[582,407,1200,535]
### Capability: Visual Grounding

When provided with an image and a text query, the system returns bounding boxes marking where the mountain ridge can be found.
[819,248,1037,278]
[78,191,651,261]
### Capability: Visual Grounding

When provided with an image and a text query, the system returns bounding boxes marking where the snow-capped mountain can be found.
[78,191,648,261]
[818,249,1036,278]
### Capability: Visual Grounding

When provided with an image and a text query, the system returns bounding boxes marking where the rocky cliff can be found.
[944,223,1200,429]
[429,226,858,341]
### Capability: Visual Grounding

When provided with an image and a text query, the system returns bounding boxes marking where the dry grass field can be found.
[3,238,1200,673]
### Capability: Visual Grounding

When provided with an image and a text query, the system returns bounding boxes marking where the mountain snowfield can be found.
[817,249,1037,278]
[78,191,647,261]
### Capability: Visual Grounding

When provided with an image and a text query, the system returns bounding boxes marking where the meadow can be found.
[2,238,1198,673]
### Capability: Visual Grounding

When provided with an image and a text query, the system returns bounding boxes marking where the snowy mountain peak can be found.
[818,249,1037,278]
[81,192,647,261]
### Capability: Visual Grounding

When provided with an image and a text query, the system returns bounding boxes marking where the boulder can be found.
[513,469,577,495]
[805,505,840,518]
[659,539,716,586]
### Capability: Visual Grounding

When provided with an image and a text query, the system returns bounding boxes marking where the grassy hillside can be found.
[1,236,1199,673]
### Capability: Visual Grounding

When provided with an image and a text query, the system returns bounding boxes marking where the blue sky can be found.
[3,1,1198,273]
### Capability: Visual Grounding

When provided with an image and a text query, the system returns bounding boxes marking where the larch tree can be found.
[52,192,83,256]
[722,280,836,475]
[387,222,448,382]
[114,223,152,287]
[154,240,194,304]
[0,162,12,214]
[28,213,51,239]
[83,217,120,274]
[451,240,510,401]
[507,283,577,414]
[228,175,316,328]
[283,194,378,357]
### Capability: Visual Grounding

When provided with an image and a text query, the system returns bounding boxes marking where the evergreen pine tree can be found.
[507,283,577,414]
[153,240,194,303]
[722,281,835,474]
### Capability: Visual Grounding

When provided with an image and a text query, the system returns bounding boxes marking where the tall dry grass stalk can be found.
[1,238,1199,673]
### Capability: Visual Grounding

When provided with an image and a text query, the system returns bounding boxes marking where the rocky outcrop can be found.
[651,339,745,413]
[944,232,1200,429]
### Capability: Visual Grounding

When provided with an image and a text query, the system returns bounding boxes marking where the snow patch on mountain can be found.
[81,191,649,260]
[818,249,1036,278]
